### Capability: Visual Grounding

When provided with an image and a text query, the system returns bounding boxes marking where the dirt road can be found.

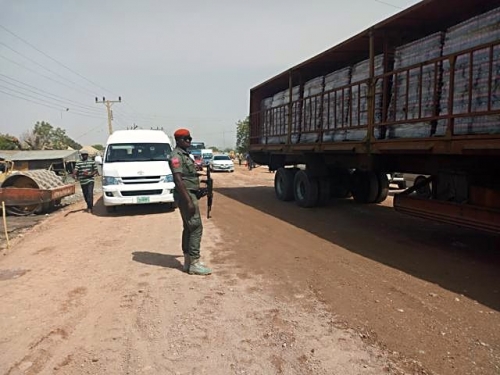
[1,165,499,375]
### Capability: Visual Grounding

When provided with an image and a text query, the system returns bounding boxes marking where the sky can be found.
[0,0,420,149]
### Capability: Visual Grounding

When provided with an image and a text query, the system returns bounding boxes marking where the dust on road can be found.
[0,165,499,375]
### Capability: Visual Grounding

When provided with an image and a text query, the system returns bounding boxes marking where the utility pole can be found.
[95,96,121,135]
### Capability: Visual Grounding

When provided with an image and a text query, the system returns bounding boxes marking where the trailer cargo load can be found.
[249,0,500,234]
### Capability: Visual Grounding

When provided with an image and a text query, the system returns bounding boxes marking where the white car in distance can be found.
[209,154,234,172]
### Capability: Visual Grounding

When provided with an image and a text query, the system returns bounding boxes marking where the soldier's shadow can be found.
[132,251,183,271]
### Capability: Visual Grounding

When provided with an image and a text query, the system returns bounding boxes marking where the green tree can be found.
[235,117,249,154]
[92,144,104,151]
[21,121,81,150]
[21,121,51,149]
[0,133,21,150]
[59,132,82,150]
[51,127,69,149]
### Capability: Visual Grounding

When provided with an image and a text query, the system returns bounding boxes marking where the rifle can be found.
[200,167,213,219]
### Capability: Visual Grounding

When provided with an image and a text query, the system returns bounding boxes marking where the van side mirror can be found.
[94,155,103,165]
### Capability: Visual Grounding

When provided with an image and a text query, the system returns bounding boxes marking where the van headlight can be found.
[164,174,174,183]
[103,176,119,185]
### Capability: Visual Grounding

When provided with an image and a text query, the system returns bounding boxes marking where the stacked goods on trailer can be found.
[349,55,384,140]
[259,87,300,144]
[322,67,351,142]
[259,97,273,144]
[440,7,500,135]
[269,90,288,144]
[288,86,301,143]
[387,33,444,138]
[300,76,324,143]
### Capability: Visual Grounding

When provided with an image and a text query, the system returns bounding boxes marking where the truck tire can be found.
[274,168,295,201]
[351,170,379,204]
[374,172,389,203]
[330,169,352,198]
[317,178,331,206]
[293,170,319,207]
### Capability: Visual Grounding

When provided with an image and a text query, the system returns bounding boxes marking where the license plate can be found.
[136,196,150,203]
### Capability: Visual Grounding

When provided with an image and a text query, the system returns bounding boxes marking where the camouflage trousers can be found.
[175,191,203,260]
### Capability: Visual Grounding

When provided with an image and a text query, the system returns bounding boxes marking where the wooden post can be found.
[2,201,10,249]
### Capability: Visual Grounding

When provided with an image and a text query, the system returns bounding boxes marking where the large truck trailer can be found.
[249,0,500,234]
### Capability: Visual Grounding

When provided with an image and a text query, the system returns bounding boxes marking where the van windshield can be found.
[105,143,172,163]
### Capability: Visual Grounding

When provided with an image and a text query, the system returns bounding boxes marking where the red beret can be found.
[174,128,190,138]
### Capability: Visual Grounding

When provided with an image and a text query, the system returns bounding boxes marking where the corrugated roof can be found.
[0,150,79,162]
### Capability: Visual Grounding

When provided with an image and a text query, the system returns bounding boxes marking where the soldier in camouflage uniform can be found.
[73,150,98,213]
[170,129,212,275]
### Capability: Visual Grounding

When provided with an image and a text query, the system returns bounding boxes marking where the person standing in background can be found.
[73,150,98,213]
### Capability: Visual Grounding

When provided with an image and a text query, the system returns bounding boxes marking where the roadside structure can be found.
[0,150,79,176]
[79,145,101,158]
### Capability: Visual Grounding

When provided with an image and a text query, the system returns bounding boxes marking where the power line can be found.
[0,87,106,119]
[112,108,137,124]
[0,75,103,114]
[0,53,96,96]
[0,41,96,95]
[0,23,237,127]
[0,24,243,128]
[374,0,404,9]
[0,87,64,111]
[64,110,106,120]
[112,111,134,127]
[0,23,117,97]
[0,23,145,123]
[0,84,104,117]
[120,112,237,122]
[74,122,108,141]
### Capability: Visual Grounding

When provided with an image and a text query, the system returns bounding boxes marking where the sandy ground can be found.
[0,165,499,375]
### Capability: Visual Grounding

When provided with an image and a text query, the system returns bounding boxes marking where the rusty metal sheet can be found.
[0,184,75,207]
[50,184,75,200]
[0,188,51,206]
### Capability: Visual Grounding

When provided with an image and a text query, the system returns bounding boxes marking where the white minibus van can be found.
[96,130,175,212]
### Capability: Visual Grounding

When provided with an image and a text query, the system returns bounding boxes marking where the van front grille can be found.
[121,190,163,197]
[121,176,162,184]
